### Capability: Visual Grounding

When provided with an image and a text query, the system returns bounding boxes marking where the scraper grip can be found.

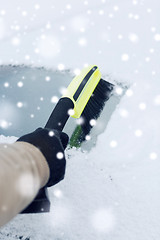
[45,97,74,131]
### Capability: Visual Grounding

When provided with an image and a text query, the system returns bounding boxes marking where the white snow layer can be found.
[0,0,160,239]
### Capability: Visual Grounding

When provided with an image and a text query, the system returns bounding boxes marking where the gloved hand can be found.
[17,128,69,187]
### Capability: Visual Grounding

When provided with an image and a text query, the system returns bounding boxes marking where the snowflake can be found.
[4,82,9,88]
[151,71,156,75]
[17,102,23,108]
[16,173,40,198]
[85,135,91,141]
[46,23,51,29]
[118,34,123,40]
[115,86,123,95]
[149,152,157,160]
[110,140,117,148]
[59,87,67,95]
[147,8,152,13]
[134,15,140,20]
[66,4,72,10]
[45,76,51,82]
[17,81,23,87]
[22,11,28,16]
[56,152,64,159]
[57,63,65,71]
[84,1,88,5]
[134,129,143,137]
[34,48,39,53]
[149,48,154,53]
[119,109,129,118]
[133,0,138,5]
[139,102,146,110]
[99,10,104,15]
[78,37,87,46]
[76,117,84,125]
[73,68,81,75]
[0,10,6,16]
[11,37,21,46]
[145,57,150,62]
[126,89,133,97]
[154,95,160,105]
[128,33,139,43]
[34,4,40,10]
[121,54,129,61]
[128,13,134,18]
[151,27,156,32]
[60,25,65,31]
[154,34,160,41]
[53,189,63,198]
[51,96,59,103]
[89,119,97,126]
[68,109,75,116]
[25,55,30,60]
[90,208,116,233]
[0,120,9,129]
[113,6,119,11]
[49,131,55,137]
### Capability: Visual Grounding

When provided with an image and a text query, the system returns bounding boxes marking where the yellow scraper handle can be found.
[62,65,101,118]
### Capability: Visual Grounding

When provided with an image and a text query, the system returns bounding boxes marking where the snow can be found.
[0,0,160,239]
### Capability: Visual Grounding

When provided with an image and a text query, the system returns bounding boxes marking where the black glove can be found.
[17,128,69,187]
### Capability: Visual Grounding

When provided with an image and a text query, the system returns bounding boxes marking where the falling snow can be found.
[0,0,160,239]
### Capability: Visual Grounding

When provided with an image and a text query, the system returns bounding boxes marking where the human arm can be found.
[0,128,68,227]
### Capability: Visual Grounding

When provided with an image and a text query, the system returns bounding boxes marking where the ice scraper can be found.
[21,65,114,213]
